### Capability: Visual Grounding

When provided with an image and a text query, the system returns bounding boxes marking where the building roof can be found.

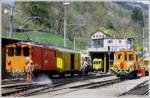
[10,41,80,53]
[90,30,110,37]
[92,36,135,40]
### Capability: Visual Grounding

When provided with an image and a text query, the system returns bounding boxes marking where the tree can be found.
[21,2,52,31]
[131,7,144,27]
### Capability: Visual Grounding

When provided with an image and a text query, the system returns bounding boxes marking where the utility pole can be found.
[2,0,15,38]
[74,37,76,50]
[63,2,70,47]
[108,46,111,74]
[64,6,66,47]
[9,8,13,38]
[142,27,144,59]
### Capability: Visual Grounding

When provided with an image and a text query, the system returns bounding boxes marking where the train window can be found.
[136,55,138,61]
[96,61,98,64]
[99,61,101,64]
[23,47,29,56]
[8,47,14,56]
[125,55,127,60]
[118,54,123,60]
[93,61,95,64]
[128,54,134,61]
[94,61,97,64]
[16,47,21,56]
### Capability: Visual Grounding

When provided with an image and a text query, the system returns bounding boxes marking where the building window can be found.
[108,40,113,43]
[127,40,131,44]
[96,35,98,37]
[93,35,95,38]
[119,40,122,43]
[97,40,100,44]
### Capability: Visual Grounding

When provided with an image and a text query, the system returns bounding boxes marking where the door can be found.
[43,49,56,71]
[70,54,74,70]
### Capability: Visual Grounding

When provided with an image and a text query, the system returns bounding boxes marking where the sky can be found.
[136,0,150,4]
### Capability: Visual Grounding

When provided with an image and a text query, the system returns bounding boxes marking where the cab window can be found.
[94,61,97,64]
[8,47,14,56]
[128,54,134,61]
[95,61,99,64]
[16,47,21,56]
[136,55,138,61]
[23,47,29,56]
[118,54,123,60]
[99,61,101,64]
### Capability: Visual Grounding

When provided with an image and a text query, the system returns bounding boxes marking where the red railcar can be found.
[32,46,57,71]
[5,42,81,78]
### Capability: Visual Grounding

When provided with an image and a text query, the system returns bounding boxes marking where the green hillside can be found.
[2,31,86,49]
[2,1,148,50]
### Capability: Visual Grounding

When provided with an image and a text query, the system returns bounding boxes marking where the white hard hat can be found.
[26,57,30,60]
[25,57,30,63]
[30,60,33,63]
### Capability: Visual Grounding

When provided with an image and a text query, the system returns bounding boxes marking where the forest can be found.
[2,1,149,50]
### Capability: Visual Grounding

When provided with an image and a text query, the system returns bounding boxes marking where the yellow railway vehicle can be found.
[139,57,149,76]
[111,50,141,79]
[93,58,103,70]
[56,48,81,73]
[6,43,32,73]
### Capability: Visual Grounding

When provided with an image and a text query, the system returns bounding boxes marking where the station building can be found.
[87,30,134,73]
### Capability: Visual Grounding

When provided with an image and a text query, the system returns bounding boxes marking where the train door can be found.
[43,49,56,71]
[23,46,31,70]
[71,54,74,70]
[15,46,22,72]
[32,46,43,70]
[6,46,15,72]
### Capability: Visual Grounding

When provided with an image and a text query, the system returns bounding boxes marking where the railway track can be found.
[2,83,47,96]
[2,74,114,97]
[2,79,26,85]
[119,80,149,96]
[24,77,122,97]
[70,78,122,89]
[2,73,111,85]
[2,77,78,97]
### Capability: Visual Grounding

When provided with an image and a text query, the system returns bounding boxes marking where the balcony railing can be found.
[88,46,131,52]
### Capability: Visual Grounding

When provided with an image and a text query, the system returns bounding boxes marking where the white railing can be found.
[88,46,131,52]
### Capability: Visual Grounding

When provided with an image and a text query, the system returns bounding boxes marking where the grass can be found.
[2,32,86,50]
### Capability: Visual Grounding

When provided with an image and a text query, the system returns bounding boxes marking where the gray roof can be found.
[90,30,110,36]
[16,41,80,54]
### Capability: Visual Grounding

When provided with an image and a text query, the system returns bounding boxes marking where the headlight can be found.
[127,64,130,67]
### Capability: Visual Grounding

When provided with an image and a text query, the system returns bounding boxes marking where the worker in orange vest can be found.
[25,58,34,82]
